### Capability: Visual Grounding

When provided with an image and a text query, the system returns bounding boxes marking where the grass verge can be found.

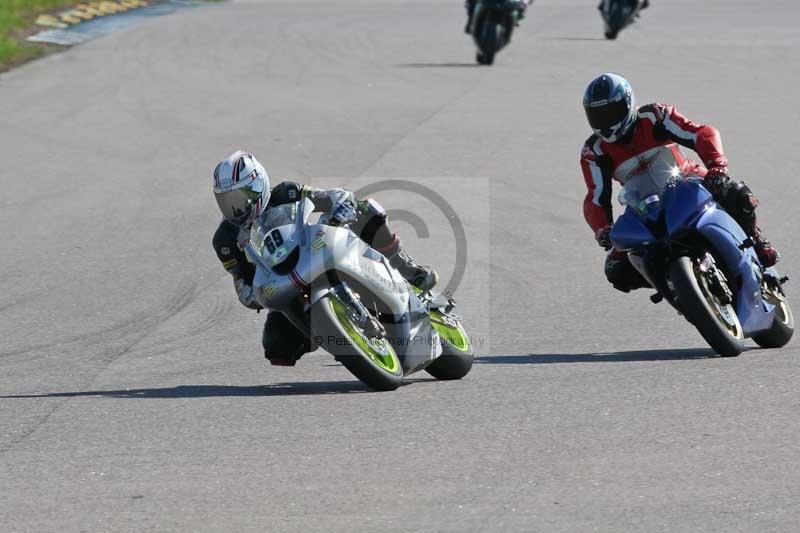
[0,1,80,72]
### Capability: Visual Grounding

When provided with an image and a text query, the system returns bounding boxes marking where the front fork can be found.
[697,253,734,305]
[330,283,384,338]
[632,250,735,313]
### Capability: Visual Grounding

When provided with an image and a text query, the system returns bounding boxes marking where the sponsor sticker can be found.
[311,237,326,253]
[262,283,278,299]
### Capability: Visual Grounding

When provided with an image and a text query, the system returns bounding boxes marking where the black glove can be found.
[703,166,729,196]
[595,224,613,251]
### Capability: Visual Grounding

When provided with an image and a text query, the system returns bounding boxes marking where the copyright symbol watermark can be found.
[353,179,469,294]
[305,176,489,353]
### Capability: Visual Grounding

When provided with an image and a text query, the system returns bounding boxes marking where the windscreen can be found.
[250,203,297,259]
[260,203,297,230]
[620,146,687,214]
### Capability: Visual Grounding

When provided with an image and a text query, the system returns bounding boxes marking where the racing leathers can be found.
[213,181,438,365]
[580,102,779,293]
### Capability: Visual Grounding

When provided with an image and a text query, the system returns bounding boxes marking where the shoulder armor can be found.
[638,103,664,124]
[268,181,302,207]
[582,134,600,159]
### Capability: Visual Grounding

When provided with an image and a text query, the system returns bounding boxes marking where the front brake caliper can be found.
[699,254,733,305]
[332,284,384,338]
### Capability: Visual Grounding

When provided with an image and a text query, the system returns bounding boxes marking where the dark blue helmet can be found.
[583,73,637,143]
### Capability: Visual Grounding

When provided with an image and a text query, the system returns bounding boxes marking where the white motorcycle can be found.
[244,197,474,391]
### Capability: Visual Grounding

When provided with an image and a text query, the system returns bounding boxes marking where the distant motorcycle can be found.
[245,197,474,391]
[469,0,528,65]
[599,0,647,40]
[610,145,793,356]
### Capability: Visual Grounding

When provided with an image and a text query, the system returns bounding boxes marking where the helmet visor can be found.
[586,99,630,132]
[214,179,264,224]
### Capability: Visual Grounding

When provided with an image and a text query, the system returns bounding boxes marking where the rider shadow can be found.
[0,381,374,399]
[548,37,608,42]
[396,62,480,68]
[476,347,728,364]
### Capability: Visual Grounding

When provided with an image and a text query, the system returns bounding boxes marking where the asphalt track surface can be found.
[2,1,800,531]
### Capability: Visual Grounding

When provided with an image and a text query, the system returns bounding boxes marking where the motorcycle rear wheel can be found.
[425,310,474,380]
[669,256,744,357]
[752,279,794,348]
[311,293,404,391]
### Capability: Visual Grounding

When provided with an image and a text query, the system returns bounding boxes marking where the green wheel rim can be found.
[430,310,470,352]
[329,298,400,374]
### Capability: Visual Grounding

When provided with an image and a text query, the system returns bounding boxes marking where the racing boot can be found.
[753,228,780,267]
[386,242,439,292]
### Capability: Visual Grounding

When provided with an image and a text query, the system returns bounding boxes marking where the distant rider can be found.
[464,0,529,34]
[580,73,780,293]
[212,151,438,365]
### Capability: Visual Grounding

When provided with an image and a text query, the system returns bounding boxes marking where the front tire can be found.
[477,21,497,65]
[604,0,625,39]
[669,256,744,357]
[425,310,474,380]
[311,294,403,391]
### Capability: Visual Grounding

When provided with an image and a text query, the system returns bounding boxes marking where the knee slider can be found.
[262,313,307,362]
[604,254,629,284]
[604,252,646,292]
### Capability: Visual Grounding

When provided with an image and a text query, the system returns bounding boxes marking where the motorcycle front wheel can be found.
[669,256,744,357]
[476,21,498,65]
[603,1,625,39]
[311,293,404,391]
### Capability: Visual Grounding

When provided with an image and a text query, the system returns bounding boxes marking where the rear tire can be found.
[425,344,474,380]
[669,256,744,357]
[752,282,794,348]
[311,294,403,391]
[425,311,474,380]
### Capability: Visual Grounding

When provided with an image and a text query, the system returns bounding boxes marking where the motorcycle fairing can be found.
[663,179,714,236]
[610,206,656,251]
[249,212,441,373]
[692,202,776,335]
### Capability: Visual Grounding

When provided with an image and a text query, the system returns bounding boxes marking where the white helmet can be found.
[212,151,270,226]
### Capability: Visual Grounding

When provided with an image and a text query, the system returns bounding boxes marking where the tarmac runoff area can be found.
[28,0,206,46]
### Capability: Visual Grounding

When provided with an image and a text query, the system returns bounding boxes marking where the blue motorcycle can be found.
[610,146,793,356]
[469,0,527,65]
[599,0,647,40]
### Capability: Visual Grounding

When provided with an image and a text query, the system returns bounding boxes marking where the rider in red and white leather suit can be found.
[580,73,779,292]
